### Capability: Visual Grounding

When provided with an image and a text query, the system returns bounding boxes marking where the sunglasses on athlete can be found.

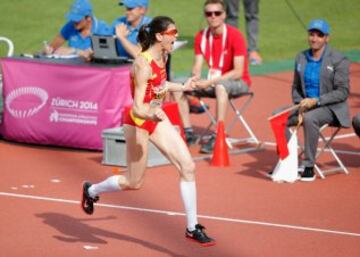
[161,29,178,36]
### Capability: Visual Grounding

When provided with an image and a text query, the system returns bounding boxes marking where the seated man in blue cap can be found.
[112,0,152,58]
[273,19,351,182]
[43,0,112,59]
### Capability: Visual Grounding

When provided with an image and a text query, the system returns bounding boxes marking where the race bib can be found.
[149,99,162,107]
[207,68,222,81]
[150,83,167,107]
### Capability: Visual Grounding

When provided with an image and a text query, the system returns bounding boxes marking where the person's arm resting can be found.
[115,24,142,58]
[207,55,244,86]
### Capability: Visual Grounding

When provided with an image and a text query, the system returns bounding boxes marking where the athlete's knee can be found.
[180,159,196,181]
[215,84,227,95]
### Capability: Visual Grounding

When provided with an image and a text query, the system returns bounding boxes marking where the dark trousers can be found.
[225,0,260,51]
[285,106,338,167]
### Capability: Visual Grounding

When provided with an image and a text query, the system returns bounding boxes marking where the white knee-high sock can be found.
[180,180,198,231]
[88,175,121,198]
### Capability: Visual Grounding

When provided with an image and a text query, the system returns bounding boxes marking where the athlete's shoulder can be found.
[133,53,151,74]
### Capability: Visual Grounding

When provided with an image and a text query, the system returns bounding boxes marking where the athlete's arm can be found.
[165,76,196,92]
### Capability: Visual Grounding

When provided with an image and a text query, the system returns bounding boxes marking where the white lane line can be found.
[1,191,360,238]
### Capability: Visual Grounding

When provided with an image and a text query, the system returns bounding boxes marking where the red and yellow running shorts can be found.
[123,106,158,135]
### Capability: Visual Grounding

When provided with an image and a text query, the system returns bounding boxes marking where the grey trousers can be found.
[352,113,360,137]
[285,106,338,168]
[225,0,260,51]
[172,77,248,97]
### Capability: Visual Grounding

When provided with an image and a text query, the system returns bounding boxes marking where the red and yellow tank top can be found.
[130,51,167,103]
[128,51,167,126]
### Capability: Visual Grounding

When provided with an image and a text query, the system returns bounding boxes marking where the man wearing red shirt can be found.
[175,0,251,153]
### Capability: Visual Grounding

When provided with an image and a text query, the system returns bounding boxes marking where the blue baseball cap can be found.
[308,19,330,35]
[119,0,148,8]
[66,0,93,22]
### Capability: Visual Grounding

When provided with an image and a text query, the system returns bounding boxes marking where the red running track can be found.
[0,64,359,257]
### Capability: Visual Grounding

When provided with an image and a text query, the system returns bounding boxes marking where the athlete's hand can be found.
[150,108,166,122]
[153,85,168,99]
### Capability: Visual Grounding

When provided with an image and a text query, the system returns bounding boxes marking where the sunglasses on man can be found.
[204,11,223,17]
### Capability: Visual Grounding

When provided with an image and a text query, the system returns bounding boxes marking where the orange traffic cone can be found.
[112,166,121,175]
[211,121,230,167]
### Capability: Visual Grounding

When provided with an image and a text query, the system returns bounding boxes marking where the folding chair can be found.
[297,123,350,179]
[0,36,14,120]
[194,91,260,148]
[0,36,14,57]
[0,36,14,91]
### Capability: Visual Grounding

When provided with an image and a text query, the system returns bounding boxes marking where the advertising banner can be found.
[0,58,132,150]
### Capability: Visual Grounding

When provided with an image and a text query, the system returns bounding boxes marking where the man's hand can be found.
[182,76,197,91]
[299,98,318,111]
[42,45,54,55]
[115,24,130,40]
[78,49,93,61]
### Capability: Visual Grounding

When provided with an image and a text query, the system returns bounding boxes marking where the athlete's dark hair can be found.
[137,16,175,51]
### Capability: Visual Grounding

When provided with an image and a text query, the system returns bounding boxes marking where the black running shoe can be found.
[185,224,216,247]
[300,167,316,182]
[81,182,99,215]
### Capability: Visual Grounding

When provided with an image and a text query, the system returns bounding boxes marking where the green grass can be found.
[0,0,359,76]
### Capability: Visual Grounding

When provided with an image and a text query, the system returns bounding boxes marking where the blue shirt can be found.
[304,49,325,98]
[111,16,152,58]
[60,16,112,50]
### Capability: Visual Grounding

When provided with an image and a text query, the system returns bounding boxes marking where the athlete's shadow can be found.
[36,212,187,257]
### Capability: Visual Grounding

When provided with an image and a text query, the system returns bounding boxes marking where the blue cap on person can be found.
[119,0,148,8]
[308,19,330,35]
[66,0,93,22]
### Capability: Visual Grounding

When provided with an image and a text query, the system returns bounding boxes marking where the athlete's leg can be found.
[150,118,215,245]
[150,118,195,181]
[89,124,149,194]
[151,118,197,227]
[122,124,149,189]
